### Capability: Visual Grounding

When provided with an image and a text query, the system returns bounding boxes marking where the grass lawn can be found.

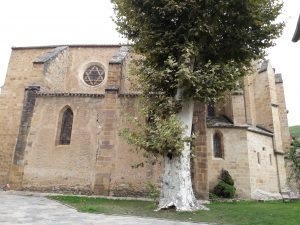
[290,125,300,139]
[49,196,300,225]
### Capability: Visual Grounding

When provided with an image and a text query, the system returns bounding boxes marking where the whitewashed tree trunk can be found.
[157,99,208,211]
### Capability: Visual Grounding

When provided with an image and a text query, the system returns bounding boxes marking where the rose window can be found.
[83,65,105,86]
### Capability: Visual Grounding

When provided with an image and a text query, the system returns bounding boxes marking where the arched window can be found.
[58,107,73,145]
[213,132,223,158]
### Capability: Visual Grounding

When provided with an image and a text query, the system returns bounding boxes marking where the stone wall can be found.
[0,45,121,188]
[110,98,163,197]
[0,48,54,186]
[275,75,290,153]
[66,47,119,93]
[22,96,100,193]
[256,62,288,190]
[243,75,257,125]
[9,86,40,189]
[246,131,280,195]
[206,127,285,198]
[0,91,19,185]
[206,127,252,199]
[0,45,290,200]
[1,45,164,196]
[254,66,274,130]
[192,102,208,199]
[20,94,163,196]
[231,94,246,125]
[34,46,71,92]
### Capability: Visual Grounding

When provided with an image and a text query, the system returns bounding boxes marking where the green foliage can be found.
[147,182,160,203]
[287,139,300,191]
[112,0,284,157]
[132,48,249,103]
[113,0,283,66]
[213,181,236,198]
[120,112,191,157]
[290,126,300,140]
[213,169,236,198]
[219,169,234,186]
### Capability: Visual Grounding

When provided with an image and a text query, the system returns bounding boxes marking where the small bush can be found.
[220,169,234,186]
[213,181,236,198]
[213,169,236,198]
[147,182,160,203]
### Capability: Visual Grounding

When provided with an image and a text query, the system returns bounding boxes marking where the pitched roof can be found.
[292,14,300,42]
[33,46,68,64]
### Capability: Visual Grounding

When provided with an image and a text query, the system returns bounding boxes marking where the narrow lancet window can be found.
[59,107,73,145]
[213,132,223,158]
[257,152,261,164]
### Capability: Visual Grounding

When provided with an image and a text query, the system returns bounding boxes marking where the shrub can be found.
[213,169,236,198]
[147,182,160,204]
[213,181,236,198]
[220,169,234,186]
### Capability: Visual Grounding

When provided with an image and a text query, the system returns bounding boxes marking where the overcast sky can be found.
[0,0,299,125]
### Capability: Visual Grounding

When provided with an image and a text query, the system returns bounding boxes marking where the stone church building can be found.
[0,45,290,199]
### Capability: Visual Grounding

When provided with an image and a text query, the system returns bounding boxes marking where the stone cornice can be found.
[36,92,141,98]
[36,92,105,98]
[118,93,141,97]
[207,117,274,137]
[207,125,274,137]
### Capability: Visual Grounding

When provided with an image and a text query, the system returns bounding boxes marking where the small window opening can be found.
[213,132,223,158]
[257,152,261,164]
[269,154,272,166]
[58,107,73,145]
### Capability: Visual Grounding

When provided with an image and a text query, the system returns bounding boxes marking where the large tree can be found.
[112,0,283,211]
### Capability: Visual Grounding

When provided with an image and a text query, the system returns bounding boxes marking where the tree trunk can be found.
[157,99,208,211]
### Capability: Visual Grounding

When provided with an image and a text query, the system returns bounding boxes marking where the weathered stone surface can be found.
[109,46,130,64]
[251,189,283,200]
[33,46,69,64]
[0,45,290,201]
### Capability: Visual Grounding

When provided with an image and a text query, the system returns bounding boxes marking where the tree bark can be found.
[157,99,208,211]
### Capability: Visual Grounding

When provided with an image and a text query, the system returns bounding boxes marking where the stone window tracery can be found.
[213,132,223,158]
[83,65,105,86]
[59,107,73,145]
